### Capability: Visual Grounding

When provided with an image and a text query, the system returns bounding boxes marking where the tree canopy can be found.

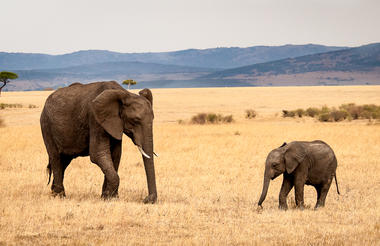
[122,79,137,90]
[0,71,18,96]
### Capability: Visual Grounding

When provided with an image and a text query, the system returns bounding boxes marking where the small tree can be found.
[122,79,137,90]
[0,71,18,96]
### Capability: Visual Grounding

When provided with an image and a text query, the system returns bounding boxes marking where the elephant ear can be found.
[284,143,306,174]
[91,89,128,140]
[139,88,153,106]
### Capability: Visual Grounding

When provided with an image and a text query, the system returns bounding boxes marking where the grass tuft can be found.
[245,109,257,119]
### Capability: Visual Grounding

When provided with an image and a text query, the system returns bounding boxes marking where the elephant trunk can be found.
[258,173,270,207]
[142,124,157,204]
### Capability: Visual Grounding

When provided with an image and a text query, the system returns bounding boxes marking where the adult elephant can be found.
[258,140,339,209]
[40,81,157,203]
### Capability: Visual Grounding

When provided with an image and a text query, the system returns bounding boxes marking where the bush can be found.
[223,115,234,123]
[191,113,207,124]
[245,109,257,119]
[339,103,361,119]
[305,107,320,117]
[320,105,330,114]
[284,103,380,122]
[361,104,380,119]
[206,113,220,123]
[28,104,38,109]
[295,108,305,117]
[282,110,296,117]
[339,103,380,120]
[330,109,349,122]
[191,113,234,124]
[318,113,331,122]
[0,103,23,109]
[0,116,3,127]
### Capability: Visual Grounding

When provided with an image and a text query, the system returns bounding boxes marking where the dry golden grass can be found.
[0,86,380,245]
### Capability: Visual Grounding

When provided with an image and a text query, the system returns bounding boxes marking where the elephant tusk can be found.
[153,152,159,157]
[138,146,151,159]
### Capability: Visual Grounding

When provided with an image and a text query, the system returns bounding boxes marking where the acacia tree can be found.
[0,71,18,96]
[122,79,137,90]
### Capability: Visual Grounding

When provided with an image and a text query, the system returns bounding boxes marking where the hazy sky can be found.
[2,0,379,54]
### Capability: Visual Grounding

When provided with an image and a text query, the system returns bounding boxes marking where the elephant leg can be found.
[102,139,122,197]
[50,154,72,197]
[61,154,72,179]
[314,185,322,209]
[93,154,119,199]
[316,178,333,208]
[279,174,293,210]
[294,182,305,209]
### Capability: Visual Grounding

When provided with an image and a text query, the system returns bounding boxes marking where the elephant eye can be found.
[272,162,279,167]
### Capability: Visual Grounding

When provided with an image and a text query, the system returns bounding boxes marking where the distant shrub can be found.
[43,87,54,91]
[320,105,330,114]
[0,116,3,127]
[245,109,257,119]
[329,109,349,122]
[0,103,38,109]
[223,115,234,123]
[339,103,361,119]
[339,103,380,120]
[284,103,380,122]
[191,113,234,124]
[305,107,320,117]
[206,113,220,123]
[0,103,23,109]
[295,108,305,117]
[361,104,380,119]
[318,113,331,122]
[282,110,296,118]
[191,113,207,124]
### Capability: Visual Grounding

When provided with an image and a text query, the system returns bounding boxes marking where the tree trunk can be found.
[0,82,6,96]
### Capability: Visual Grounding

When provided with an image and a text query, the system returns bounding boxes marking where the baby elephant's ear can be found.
[139,88,153,106]
[91,89,128,140]
[284,143,306,174]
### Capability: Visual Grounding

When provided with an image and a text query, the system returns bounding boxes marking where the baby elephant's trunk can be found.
[258,175,270,207]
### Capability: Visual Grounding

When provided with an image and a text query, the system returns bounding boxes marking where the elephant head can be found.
[258,142,306,207]
[91,88,157,203]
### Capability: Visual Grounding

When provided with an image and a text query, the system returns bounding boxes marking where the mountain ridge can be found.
[0,44,347,70]
[2,43,380,91]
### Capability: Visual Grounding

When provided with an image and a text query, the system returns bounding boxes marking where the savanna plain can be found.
[0,86,380,245]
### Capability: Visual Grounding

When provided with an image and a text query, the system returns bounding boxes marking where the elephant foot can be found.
[101,191,119,200]
[297,205,305,210]
[314,203,325,210]
[143,194,157,204]
[278,204,288,210]
[51,190,66,198]
[51,184,65,198]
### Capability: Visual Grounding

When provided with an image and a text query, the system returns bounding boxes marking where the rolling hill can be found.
[2,43,380,90]
[10,62,219,91]
[197,43,380,86]
[0,44,346,70]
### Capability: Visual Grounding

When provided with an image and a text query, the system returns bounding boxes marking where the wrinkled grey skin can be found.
[40,81,157,203]
[258,140,340,210]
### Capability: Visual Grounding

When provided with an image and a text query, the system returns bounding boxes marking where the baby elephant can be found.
[258,140,340,210]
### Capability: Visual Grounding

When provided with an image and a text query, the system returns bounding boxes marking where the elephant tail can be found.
[46,162,52,185]
[334,172,340,195]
